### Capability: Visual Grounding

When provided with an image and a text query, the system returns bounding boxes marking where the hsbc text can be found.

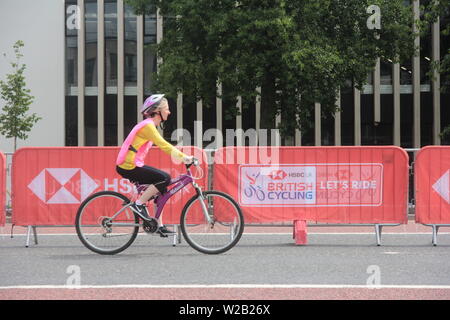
[103,178,134,194]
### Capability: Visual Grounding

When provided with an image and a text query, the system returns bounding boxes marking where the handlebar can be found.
[185,157,199,170]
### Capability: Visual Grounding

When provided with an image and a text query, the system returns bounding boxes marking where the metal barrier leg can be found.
[33,226,38,245]
[25,226,38,247]
[172,233,177,247]
[25,226,31,248]
[177,225,182,244]
[170,225,182,247]
[432,225,439,246]
[375,224,382,246]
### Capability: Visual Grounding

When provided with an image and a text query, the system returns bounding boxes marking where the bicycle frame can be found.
[132,164,211,223]
[105,163,211,228]
[153,172,195,220]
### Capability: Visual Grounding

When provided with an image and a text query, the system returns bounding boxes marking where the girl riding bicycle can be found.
[116,94,194,237]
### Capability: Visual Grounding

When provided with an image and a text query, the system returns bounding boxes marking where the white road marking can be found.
[1,284,450,290]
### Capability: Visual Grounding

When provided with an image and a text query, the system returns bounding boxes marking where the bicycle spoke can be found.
[181,191,244,254]
[76,192,139,255]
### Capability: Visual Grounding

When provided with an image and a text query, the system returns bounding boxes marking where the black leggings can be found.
[116,165,171,193]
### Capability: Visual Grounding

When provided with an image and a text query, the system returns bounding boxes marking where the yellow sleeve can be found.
[142,123,187,160]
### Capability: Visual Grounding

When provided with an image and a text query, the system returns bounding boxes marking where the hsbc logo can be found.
[28,168,99,204]
[268,170,287,180]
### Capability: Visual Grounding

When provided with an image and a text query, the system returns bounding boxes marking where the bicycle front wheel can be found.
[180,190,244,254]
[75,191,139,255]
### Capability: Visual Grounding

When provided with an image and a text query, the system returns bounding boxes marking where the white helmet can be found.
[140,94,165,116]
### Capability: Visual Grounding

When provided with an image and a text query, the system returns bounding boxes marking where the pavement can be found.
[1,218,450,301]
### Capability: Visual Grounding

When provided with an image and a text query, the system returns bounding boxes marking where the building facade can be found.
[0,0,449,153]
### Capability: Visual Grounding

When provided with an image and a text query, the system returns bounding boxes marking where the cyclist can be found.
[116,94,194,237]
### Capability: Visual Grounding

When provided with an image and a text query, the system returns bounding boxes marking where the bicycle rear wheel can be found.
[75,191,139,255]
[180,190,244,254]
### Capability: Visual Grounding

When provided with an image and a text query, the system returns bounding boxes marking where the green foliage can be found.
[126,0,417,136]
[420,0,450,92]
[418,0,450,142]
[0,40,40,151]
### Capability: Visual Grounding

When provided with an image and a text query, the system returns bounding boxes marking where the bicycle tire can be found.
[75,191,139,255]
[180,190,244,254]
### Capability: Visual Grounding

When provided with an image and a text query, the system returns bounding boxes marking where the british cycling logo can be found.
[240,165,316,206]
[28,168,98,204]
[239,164,383,207]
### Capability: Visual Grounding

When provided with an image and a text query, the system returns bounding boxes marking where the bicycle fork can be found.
[193,183,214,225]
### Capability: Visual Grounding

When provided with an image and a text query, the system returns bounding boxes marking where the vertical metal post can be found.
[274,113,281,146]
[236,96,243,146]
[393,63,401,146]
[77,0,85,146]
[412,0,421,148]
[117,0,125,143]
[216,83,223,148]
[354,87,361,146]
[374,58,381,124]
[295,116,302,146]
[156,8,164,135]
[256,86,261,145]
[432,17,441,145]
[334,90,341,146]
[196,100,203,148]
[177,92,184,144]
[137,14,144,122]
[97,0,105,146]
[315,102,321,146]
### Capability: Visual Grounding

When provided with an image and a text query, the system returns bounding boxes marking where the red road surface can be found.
[1,287,450,300]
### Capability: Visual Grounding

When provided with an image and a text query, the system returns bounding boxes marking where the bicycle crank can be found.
[142,218,159,233]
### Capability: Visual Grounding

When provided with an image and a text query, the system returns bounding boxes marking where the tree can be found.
[420,0,450,143]
[0,40,40,152]
[126,0,416,138]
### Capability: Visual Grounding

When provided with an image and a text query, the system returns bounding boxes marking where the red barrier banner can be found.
[12,147,207,226]
[415,146,450,224]
[213,146,409,224]
[0,152,5,226]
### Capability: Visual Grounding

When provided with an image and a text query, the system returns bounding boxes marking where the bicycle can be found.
[75,158,244,255]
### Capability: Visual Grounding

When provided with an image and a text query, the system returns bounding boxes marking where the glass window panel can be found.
[105,94,118,146]
[85,0,98,87]
[85,96,98,146]
[144,13,157,94]
[420,92,433,146]
[400,94,413,148]
[340,83,355,146]
[105,0,117,88]
[380,60,393,86]
[361,94,374,145]
[241,96,256,146]
[182,96,196,146]
[300,104,314,146]
[124,96,137,139]
[65,0,78,93]
[65,0,78,146]
[125,4,137,87]
[105,0,117,145]
[65,96,78,146]
[321,109,334,146]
